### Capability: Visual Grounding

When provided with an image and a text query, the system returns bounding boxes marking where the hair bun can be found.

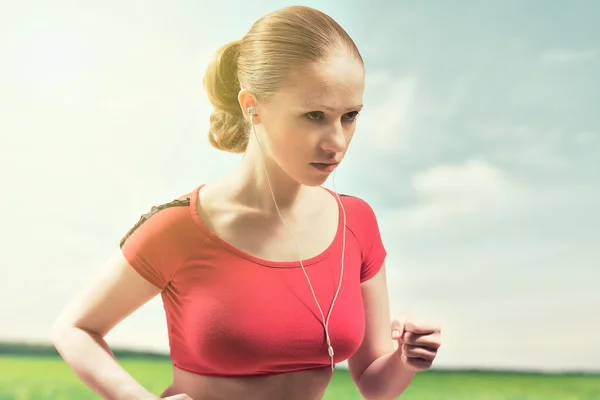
[208,109,249,154]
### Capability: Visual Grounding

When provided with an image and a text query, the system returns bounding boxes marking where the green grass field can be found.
[1,355,599,400]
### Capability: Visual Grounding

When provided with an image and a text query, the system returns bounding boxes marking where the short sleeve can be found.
[119,199,196,290]
[356,199,387,283]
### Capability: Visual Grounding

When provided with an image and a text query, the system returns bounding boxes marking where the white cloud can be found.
[420,78,470,120]
[469,123,575,170]
[365,70,389,86]
[393,158,517,231]
[359,73,417,153]
[541,49,597,65]
[355,73,468,158]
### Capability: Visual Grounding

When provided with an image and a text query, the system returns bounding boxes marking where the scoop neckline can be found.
[188,183,343,268]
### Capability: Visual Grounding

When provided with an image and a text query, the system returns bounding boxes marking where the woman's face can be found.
[252,50,365,186]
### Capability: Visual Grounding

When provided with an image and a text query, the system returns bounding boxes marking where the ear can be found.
[238,89,261,124]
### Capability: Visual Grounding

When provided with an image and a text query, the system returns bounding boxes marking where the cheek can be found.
[264,120,306,156]
[347,127,356,140]
[344,126,357,147]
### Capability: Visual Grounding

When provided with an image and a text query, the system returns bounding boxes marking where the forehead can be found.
[277,51,365,109]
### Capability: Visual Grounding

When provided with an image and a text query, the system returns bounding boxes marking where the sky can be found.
[1,0,599,373]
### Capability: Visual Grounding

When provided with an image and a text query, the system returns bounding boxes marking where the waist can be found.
[163,364,333,400]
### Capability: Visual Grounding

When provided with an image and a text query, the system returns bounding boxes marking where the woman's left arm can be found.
[347,262,442,400]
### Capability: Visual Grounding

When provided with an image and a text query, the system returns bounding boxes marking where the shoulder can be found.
[336,192,379,223]
[334,191,382,242]
[119,187,205,262]
[119,189,205,289]
[119,195,195,249]
[335,191,387,281]
[337,192,373,208]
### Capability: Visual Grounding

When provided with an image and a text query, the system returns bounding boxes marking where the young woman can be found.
[53,6,442,400]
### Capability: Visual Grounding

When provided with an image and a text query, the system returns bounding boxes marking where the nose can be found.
[320,122,347,154]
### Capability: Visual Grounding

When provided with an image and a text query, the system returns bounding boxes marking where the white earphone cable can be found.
[249,109,346,371]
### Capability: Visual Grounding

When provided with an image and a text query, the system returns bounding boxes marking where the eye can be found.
[305,111,325,121]
[304,111,360,123]
[343,111,360,122]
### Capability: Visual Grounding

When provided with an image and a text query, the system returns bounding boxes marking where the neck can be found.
[218,142,310,214]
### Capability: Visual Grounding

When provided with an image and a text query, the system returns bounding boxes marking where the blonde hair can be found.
[203,6,363,154]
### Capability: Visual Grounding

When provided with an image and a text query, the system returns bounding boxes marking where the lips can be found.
[310,162,339,172]
[313,160,338,165]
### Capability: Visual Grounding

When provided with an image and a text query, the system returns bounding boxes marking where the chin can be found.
[297,174,330,187]
[285,164,335,187]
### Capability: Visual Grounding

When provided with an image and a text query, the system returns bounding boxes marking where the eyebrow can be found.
[307,104,364,112]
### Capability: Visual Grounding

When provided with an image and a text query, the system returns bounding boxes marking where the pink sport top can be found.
[120,184,387,377]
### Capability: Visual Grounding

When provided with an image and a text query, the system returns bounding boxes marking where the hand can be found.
[163,395,194,400]
[391,315,441,372]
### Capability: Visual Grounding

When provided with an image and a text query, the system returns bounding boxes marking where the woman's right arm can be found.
[52,249,164,400]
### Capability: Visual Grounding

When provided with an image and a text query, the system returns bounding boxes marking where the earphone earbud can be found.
[247,106,256,126]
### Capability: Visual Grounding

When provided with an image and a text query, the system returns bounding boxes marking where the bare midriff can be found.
[159,365,335,400]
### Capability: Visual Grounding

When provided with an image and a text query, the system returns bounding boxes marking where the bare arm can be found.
[348,262,416,400]
[52,249,163,400]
